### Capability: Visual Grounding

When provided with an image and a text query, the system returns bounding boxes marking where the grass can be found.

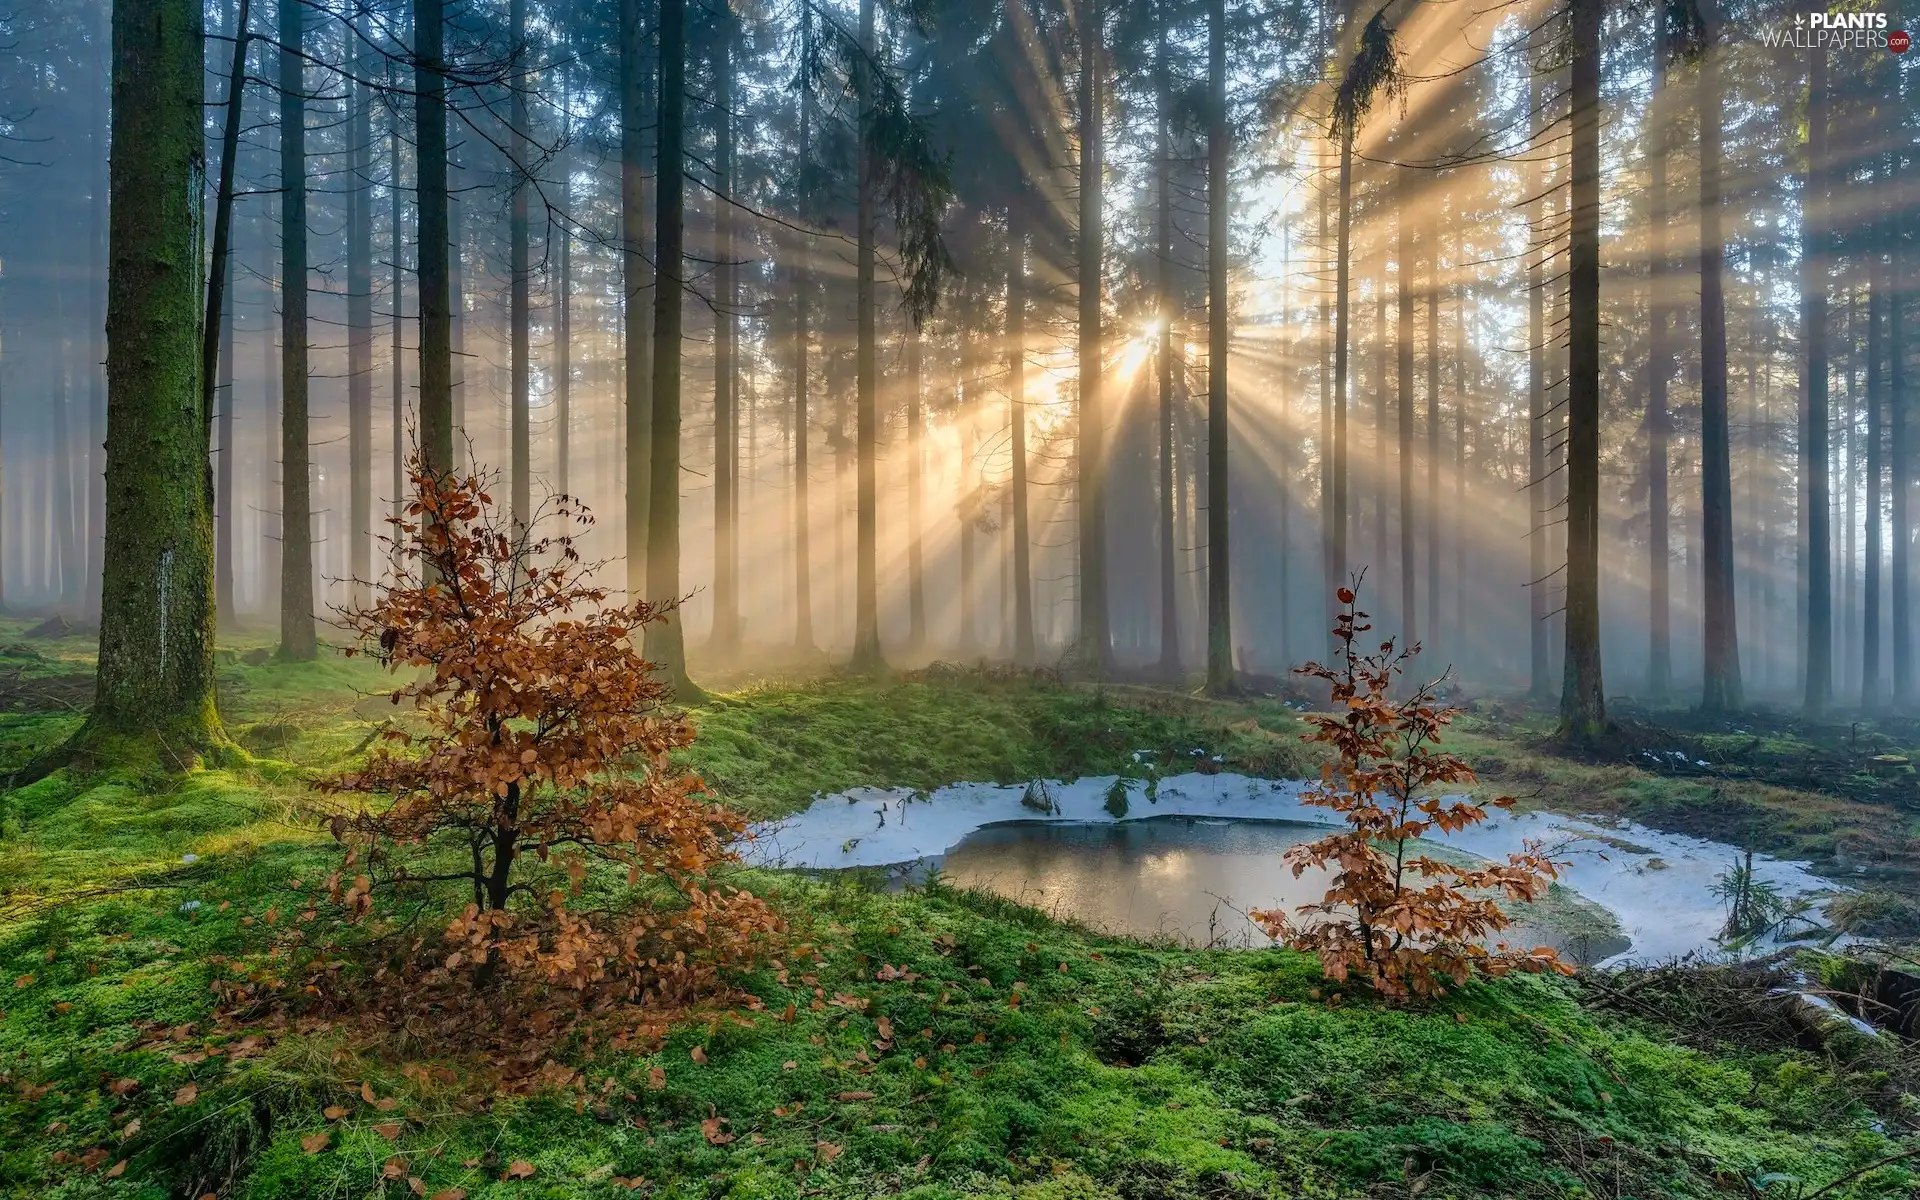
[0,625,1915,1197]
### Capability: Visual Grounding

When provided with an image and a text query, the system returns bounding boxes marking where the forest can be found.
[0,0,1918,1195]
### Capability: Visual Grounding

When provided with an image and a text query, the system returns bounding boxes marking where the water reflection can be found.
[933,816,1629,964]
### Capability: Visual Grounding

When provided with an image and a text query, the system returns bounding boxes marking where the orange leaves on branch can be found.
[1249,579,1572,1002]
[309,453,779,1028]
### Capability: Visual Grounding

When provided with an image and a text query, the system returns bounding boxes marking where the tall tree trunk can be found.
[1559,0,1605,738]
[1396,198,1415,648]
[1205,0,1233,691]
[906,321,925,651]
[1893,173,1910,706]
[1077,0,1110,673]
[1803,35,1832,715]
[1156,0,1180,677]
[643,0,693,694]
[1698,6,1742,713]
[555,64,572,500]
[347,12,373,607]
[621,0,653,603]
[1527,61,1550,702]
[1646,11,1672,697]
[1329,130,1353,605]
[415,0,453,478]
[278,0,315,660]
[1864,192,1887,707]
[390,113,406,533]
[87,0,224,753]
[509,0,531,532]
[212,0,249,627]
[1424,207,1440,651]
[792,7,815,654]
[1008,209,1035,665]
[712,8,740,654]
[850,0,883,670]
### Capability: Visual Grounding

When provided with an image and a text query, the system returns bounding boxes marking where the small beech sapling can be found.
[316,456,778,1011]
[1252,581,1571,1000]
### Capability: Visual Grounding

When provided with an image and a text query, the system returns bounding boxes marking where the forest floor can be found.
[1,622,1918,1198]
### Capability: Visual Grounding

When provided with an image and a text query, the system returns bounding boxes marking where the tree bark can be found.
[1156,0,1180,678]
[1527,61,1550,702]
[1077,0,1110,673]
[851,0,882,671]
[1893,167,1910,706]
[509,0,531,532]
[1698,6,1742,713]
[87,0,225,754]
[1864,185,1887,708]
[415,0,453,479]
[1559,0,1605,739]
[792,7,815,654]
[1646,11,1672,697]
[643,0,694,694]
[621,0,653,603]
[278,0,315,660]
[212,0,248,627]
[1396,197,1415,650]
[712,7,740,654]
[1803,32,1832,715]
[346,11,373,607]
[1205,0,1233,691]
[1008,208,1035,665]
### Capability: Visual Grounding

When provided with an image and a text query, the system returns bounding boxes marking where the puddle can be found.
[744,773,1839,968]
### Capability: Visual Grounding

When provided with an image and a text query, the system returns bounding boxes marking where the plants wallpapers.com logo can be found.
[1756,7,1910,51]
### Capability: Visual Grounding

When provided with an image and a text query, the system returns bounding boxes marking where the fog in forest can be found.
[0,0,1913,711]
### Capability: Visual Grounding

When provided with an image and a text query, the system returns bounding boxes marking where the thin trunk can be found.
[1396,198,1415,649]
[509,0,531,531]
[1329,131,1352,601]
[621,0,653,602]
[208,0,250,626]
[1528,61,1550,701]
[415,0,453,477]
[1864,202,1887,707]
[1698,7,1742,712]
[1077,0,1110,672]
[1424,208,1439,651]
[347,14,373,607]
[556,65,572,499]
[1009,210,1035,665]
[89,0,223,751]
[906,323,925,650]
[1893,177,1911,705]
[279,0,315,660]
[852,0,881,670]
[1804,35,1832,715]
[1559,0,1605,738]
[713,9,740,653]
[1156,1,1180,677]
[1646,13,1672,696]
[1205,0,1232,690]
[792,8,814,653]
[389,114,406,533]
[643,0,693,693]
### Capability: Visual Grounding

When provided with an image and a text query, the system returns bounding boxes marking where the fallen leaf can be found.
[701,1116,735,1145]
[12,974,32,989]
[689,1046,708,1065]
[646,1065,666,1090]
[503,1159,536,1180]
[300,1131,330,1155]
[323,1104,349,1120]
[836,1091,876,1102]
[429,1191,468,1200]
[120,1118,142,1139]
[372,1121,403,1140]
[382,1156,409,1179]
[408,1180,427,1196]
[361,1081,378,1104]
[816,1140,843,1165]
[781,1060,796,1071]
[107,1077,140,1096]
[105,1160,127,1178]
[173,1082,198,1106]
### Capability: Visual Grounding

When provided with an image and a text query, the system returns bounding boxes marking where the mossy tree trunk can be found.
[1558,0,1606,740]
[277,0,315,661]
[90,0,224,756]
